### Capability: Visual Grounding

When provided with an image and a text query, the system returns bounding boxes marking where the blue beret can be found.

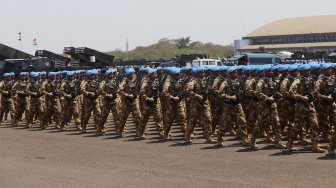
[262,65,272,72]
[170,68,181,75]
[321,63,332,70]
[125,68,135,76]
[228,67,237,73]
[156,67,163,71]
[288,65,299,72]
[243,66,251,73]
[146,68,156,76]
[235,66,244,71]
[255,66,263,73]
[299,64,311,71]
[309,64,321,71]
[181,66,193,71]
[105,69,117,76]
[279,65,289,72]
[191,67,204,74]
[67,71,75,77]
[271,65,280,71]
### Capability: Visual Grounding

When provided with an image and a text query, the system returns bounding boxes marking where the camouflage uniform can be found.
[25,81,42,128]
[97,79,120,134]
[185,77,215,143]
[11,80,28,126]
[216,78,249,146]
[288,76,324,152]
[118,77,142,136]
[0,80,14,123]
[138,77,164,138]
[162,77,187,139]
[40,79,56,129]
[243,76,259,136]
[314,75,334,142]
[59,79,77,130]
[252,77,286,149]
[313,75,336,149]
[210,76,226,134]
[81,80,99,132]
[279,75,296,138]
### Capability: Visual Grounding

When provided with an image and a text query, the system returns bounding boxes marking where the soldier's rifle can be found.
[173,74,193,102]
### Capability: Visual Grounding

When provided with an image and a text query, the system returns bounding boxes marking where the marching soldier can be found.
[40,72,57,129]
[138,68,164,139]
[0,73,15,124]
[216,67,249,147]
[117,68,142,137]
[287,64,324,153]
[96,69,120,135]
[185,67,215,144]
[25,72,42,128]
[81,70,100,133]
[11,72,29,127]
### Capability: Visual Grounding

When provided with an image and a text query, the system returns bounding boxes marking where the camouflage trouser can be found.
[60,97,74,129]
[281,99,296,134]
[81,98,99,131]
[246,100,258,134]
[40,96,54,128]
[25,97,40,127]
[159,94,168,129]
[218,103,248,141]
[139,102,164,136]
[53,97,62,128]
[0,96,13,122]
[254,102,282,142]
[13,96,26,126]
[184,98,193,131]
[315,102,334,140]
[288,102,319,145]
[209,96,221,134]
[119,100,141,135]
[97,98,120,133]
[164,101,186,136]
[73,95,83,128]
[186,100,212,139]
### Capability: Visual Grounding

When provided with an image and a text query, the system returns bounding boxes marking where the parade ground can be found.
[0,116,335,188]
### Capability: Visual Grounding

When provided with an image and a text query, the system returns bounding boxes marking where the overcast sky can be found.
[1,0,336,54]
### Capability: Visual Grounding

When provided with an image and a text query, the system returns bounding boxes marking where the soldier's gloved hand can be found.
[325,95,333,102]
[196,94,203,101]
[106,94,113,98]
[171,96,179,101]
[229,95,237,101]
[126,94,134,99]
[301,96,309,103]
[47,92,53,97]
[88,92,95,97]
[147,97,155,103]
[267,97,275,103]
[65,94,72,99]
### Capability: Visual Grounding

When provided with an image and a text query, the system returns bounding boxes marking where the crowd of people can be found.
[0,63,336,156]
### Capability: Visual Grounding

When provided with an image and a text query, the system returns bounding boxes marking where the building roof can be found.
[244,15,336,38]
[240,42,336,51]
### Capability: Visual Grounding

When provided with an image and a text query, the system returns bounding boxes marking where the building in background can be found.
[234,15,336,57]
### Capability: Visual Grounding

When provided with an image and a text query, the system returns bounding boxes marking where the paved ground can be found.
[0,116,335,188]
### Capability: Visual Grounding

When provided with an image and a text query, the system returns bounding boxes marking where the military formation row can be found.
[1,63,336,156]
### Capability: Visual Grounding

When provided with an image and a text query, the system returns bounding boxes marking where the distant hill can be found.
[107,38,234,61]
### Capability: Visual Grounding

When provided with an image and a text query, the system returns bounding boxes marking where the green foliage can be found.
[176,37,191,49]
[107,38,234,61]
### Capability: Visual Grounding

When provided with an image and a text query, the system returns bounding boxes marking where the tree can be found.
[176,37,191,49]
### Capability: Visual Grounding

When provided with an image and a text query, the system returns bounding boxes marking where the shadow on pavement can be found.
[201,145,224,150]
[317,155,336,160]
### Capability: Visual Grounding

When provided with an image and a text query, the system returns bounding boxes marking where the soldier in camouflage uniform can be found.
[312,64,336,155]
[118,68,142,137]
[138,68,164,139]
[210,66,228,134]
[81,70,100,133]
[251,65,286,149]
[59,71,76,130]
[0,73,15,124]
[25,72,42,128]
[11,72,29,127]
[96,69,120,135]
[40,72,57,129]
[185,67,216,144]
[216,67,250,147]
[162,68,187,140]
[287,64,324,153]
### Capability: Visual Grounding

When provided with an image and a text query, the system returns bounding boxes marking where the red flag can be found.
[18,32,22,41]
[32,38,37,45]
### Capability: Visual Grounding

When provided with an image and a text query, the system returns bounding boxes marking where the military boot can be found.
[327,145,336,156]
[300,138,312,146]
[312,142,325,153]
[216,133,224,147]
[185,133,192,144]
[274,134,286,149]
[241,137,250,147]
[286,142,297,151]
[266,134,275,143]
[249,135,258,149]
